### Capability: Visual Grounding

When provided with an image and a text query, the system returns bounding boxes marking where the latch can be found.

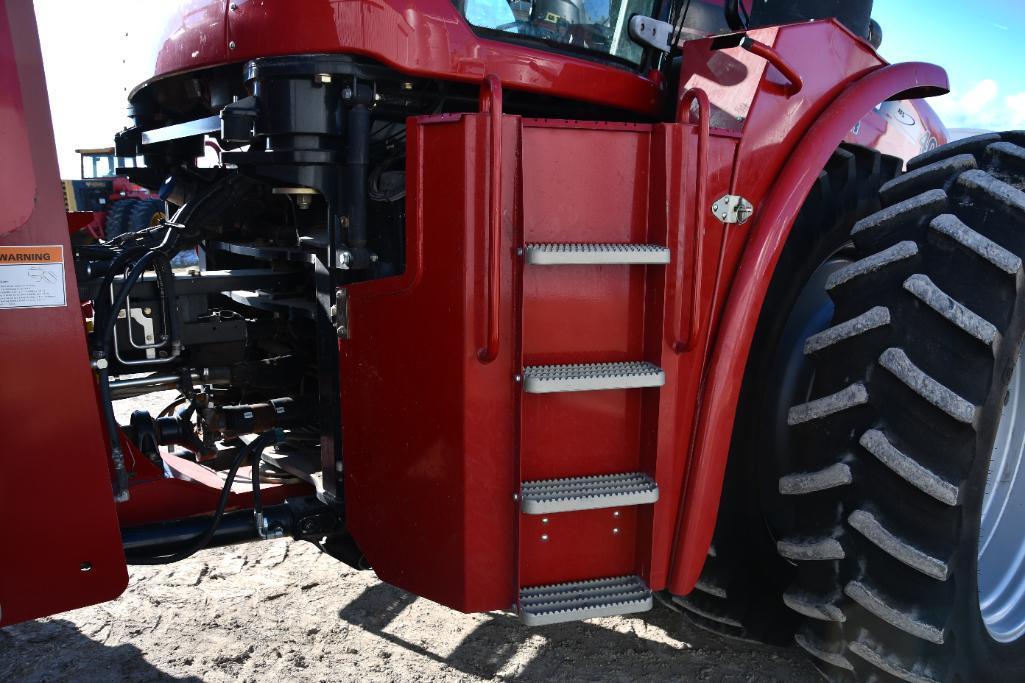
[712,195,754,224]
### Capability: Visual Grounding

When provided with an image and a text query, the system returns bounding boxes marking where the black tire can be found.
[672,145,903,645]
[780,132,1025,681]
[103,198,138,240]
[127,198,166,232]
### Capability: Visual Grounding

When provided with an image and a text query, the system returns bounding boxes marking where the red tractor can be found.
[2,0,1022,679]
[62,147,165,240]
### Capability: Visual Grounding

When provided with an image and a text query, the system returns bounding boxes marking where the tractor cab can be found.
[78,146,137,180]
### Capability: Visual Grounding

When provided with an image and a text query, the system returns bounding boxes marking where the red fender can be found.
[668,61,949,594]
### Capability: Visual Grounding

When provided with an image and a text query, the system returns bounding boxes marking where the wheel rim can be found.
[979,345,1025,643]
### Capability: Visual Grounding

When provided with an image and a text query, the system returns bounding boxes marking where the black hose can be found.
[126,431,279,565]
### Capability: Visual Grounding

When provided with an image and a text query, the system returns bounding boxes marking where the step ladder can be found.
[516,235,669,624]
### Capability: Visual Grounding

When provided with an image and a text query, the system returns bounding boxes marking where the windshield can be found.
[459,0,656,65]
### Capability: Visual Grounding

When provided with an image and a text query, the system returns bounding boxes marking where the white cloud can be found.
[932,79,1025,132]
[1008,92,1025,128]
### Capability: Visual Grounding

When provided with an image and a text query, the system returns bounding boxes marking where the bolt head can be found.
[228,40,237,50]
[612,510,620,518]
[540,533,549,542]
[541,517,549,525]
[342,87,353,100]
[612,527,620,535]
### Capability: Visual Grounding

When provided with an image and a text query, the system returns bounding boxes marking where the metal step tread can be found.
[523,361,665,394]
[519,575,653,626]
[521,472,658,514]
[525,242,670,265]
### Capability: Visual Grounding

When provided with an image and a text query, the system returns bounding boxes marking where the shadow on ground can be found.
[0,619,203,683]
[337,581,817,681]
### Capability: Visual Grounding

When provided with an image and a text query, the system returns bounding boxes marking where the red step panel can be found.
[519,506,640,587]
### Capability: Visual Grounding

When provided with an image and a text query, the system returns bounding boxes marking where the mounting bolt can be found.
[612,527,620,535]
[540,533,549,542]
[514,374,522,383]
[339,216,351,229]
[91,358,108,371]
[228,40,237,50]
[342,87,353,100]
[516,247,523,256]
[612,510,620,518]
[512,492,519,501]
[335,461,343,473]
[541,517,549,525]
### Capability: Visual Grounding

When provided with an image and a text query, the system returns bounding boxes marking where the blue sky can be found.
[35,1,1025,178]
[873,0,1025,131]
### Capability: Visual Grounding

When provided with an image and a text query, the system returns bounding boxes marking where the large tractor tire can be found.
[103,198,138,240]
[672,144,903,645]
[127,198,167,232]
[781,132,1025,681]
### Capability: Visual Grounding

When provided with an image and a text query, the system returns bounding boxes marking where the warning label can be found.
[0,245,67,309]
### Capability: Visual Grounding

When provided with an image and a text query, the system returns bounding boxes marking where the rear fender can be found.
[666,59,948,594]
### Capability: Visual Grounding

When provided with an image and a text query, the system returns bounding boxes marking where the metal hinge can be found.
[711,195,754,224]
[628,16,675,53]
[334,288,349,339]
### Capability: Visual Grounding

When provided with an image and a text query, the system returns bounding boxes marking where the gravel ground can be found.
[0,394,819,682]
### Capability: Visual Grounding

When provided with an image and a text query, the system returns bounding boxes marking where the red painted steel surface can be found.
[335,20,949,607]
[147,0,660,115]
[340,115,520,612]
[666,58,948,594]
[0,2,34,236]
[0,0,128,626]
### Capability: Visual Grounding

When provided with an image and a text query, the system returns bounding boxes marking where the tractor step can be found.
[521,472,658,514]
[519,575,653,626]
[522,361,665,394]
[524,243,670,265]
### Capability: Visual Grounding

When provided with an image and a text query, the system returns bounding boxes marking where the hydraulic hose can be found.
[126,430,280,565]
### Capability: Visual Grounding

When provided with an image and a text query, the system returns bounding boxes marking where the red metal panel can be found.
[339,114,520,612]
[0,0,128,626]
[146,0,659,115]
[519,507,638,587]
[0,1,34,236]
[666,54,948,594]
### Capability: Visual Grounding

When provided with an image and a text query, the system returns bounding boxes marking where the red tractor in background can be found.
[3,0,1024,680]
[62,147,165,240]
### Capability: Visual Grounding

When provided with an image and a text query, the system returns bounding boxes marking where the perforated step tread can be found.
[519,575,652,626]
[524,243,670,265]
[521,472,658,514]
[523,361,665,394]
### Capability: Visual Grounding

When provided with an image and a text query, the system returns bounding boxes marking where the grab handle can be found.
[477,74,503,364]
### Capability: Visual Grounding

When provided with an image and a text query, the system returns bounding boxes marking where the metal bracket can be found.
[628,15,675,53]
[711,195,754,224]
[334,288,350,339]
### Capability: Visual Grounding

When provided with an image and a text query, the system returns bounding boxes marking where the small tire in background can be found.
[127,198,167,232]
[103,198,138,240]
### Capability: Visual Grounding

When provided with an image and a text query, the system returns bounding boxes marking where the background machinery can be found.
[62,147,164,239]
[2,0,1023,679]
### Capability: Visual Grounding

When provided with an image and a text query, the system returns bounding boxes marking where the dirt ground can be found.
[0,393,819,682]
